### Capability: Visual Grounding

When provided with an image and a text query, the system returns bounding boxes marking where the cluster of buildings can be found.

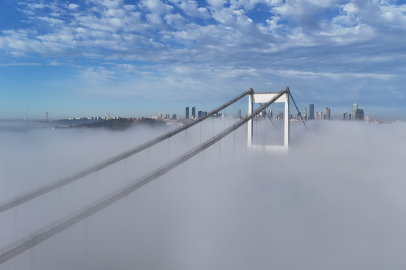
[150,106,231,122]
[67,113,121,121]
[150,113,178,120]
[254,110,283,120]
[300,104,331,121]
[185,107,209,119]
[148,103,369,124]
[343,103,365,121]
[299,103,367,121]
[67,116,120,120]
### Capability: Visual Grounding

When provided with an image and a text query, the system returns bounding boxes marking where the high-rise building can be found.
[344,111,348,121]
[269,110,272,119]
[192,107,196,119]
[185,107,189,119]
[297,112,301,119]
[262,110,266,118]
[172,114,177,119]
[315,112,323,120]
[203,111,207,116]
[309,104,314,120]
[324,107,330,120]
[349,113,352,121]
[198,111,202,118]
[352,103,358,118]
[237,109,241,119]
[365,116,370,122]
[355,109,364,120]
[302,108,307,120]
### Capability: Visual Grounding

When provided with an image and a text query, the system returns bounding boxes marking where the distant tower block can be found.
[192,107,196,119]
[45,112,49,122]
[248,87,290,150]
[309,104,314,120]
[185,107,189,119]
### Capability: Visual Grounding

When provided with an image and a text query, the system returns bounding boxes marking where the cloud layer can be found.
[0,0,406,118]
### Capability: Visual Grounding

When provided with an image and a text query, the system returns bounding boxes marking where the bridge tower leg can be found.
[247,93,253,147]
[284,89,290,148]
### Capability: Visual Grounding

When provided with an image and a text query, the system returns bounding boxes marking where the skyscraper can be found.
[198,111,202,118]
[355,109,364,120]
[269,110,272,119]
[172,114,177,119]
[185,106,189,119]
[192,107,196,119]
[352,103,358,119]
[303,108,307,121]
[309,104,314,120]
[344,111,348,120]
[262,110,266,118]
[203,111,207,116]
[237,109,241,119]
[349,113,352,121]
[324,107,330,120]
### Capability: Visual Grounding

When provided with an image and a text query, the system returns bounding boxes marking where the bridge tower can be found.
[248,87,290,149]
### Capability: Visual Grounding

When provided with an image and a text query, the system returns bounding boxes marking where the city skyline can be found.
[14,101,371,122]
[0,1,406,120]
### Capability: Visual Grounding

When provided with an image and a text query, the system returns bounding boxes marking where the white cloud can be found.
[139,0,174,15]
[164,13,186,28]
[146,13,165,26]
[68,3,80,9]
[172,0,211,19]
[265,16,280,32]
[23,3,46,9]
[343,3,358,14]
[82,67,116,80]
[0,0,405,97]
[8,51,27,57]
[206,0,227,10]
[90,0,123,9]
[37,16,65,25]
[379,3,406,28]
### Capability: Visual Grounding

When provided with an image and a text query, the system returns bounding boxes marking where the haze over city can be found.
[1,0,406,270]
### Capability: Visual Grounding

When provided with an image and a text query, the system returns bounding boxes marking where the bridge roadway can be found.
[0,88,253,215]
[0,88,288,265]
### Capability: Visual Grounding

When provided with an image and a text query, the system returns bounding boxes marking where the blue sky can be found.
[0,0,405,120]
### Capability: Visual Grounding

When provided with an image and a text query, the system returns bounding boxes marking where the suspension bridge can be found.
[0,87,305,266]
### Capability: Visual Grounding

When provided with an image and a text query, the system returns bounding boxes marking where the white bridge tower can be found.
[248,87,290,150]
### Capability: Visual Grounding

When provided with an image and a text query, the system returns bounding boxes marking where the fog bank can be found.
[1,120,406,270]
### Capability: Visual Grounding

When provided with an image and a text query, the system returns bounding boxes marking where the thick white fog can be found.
[1,119,406,270]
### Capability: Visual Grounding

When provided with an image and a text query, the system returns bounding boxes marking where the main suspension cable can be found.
[288,91,307,128]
